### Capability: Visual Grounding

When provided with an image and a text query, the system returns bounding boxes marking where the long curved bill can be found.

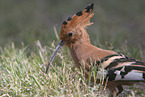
[46,40,66,73]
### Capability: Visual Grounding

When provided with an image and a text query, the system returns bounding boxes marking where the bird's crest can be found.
[60,3,94,33]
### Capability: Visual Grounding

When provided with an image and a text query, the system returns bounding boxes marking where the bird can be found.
[46,3,145,97]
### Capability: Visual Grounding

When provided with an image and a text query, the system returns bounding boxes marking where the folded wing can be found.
[97,54,145,81]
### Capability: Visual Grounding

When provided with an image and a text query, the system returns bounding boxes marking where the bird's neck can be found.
[67,34,117,67]
[67,41,92,68]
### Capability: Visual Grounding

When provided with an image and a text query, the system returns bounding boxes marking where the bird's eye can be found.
[68,32,73,37]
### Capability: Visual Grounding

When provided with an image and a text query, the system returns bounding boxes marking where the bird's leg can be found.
[107,82,117,97]
[117,85,123,96]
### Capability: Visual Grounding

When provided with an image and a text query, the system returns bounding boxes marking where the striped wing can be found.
[97,54,145,81]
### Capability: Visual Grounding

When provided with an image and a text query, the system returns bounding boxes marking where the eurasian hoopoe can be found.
[46,3,145,97]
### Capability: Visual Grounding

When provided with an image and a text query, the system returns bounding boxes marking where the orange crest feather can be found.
[61,3,94,32]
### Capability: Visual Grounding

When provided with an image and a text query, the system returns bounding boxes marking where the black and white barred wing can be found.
[98,54,145,81]
[107,64,145,81]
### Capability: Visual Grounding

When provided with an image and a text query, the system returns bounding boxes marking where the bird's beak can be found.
[46,40,66,73]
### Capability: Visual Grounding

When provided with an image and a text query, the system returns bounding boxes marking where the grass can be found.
[0,38,145,97]
[0,41,107,97]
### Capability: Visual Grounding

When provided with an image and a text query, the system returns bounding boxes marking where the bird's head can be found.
[60,3,94,45]
[46,3,94,73]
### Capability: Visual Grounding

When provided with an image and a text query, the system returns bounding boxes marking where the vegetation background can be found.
[0,0,145,96]
[0,0,145,49]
